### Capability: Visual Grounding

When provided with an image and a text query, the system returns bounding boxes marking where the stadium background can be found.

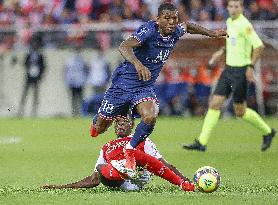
[0,0,277,117]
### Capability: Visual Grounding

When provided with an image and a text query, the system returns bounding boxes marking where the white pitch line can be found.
[0,136,22,144]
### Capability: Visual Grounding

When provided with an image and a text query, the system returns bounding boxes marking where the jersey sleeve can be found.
[175,23,187,39]
[144,138,162,159]
[244,23,263,49]
[93,149,106,172]
[131,22,154,45]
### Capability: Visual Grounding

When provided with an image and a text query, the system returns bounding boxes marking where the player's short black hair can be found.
[158,3,177,16]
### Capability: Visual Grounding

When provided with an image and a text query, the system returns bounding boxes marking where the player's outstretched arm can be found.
[119,37,151,81]
[41,172,100,189]
[186,22,228,38]
[159,158,192,183]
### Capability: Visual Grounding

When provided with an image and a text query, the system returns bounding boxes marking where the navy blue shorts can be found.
[97,86,159,120]
[214,66,247,103]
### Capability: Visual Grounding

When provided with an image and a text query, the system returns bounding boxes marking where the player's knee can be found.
[208,101,221,110]
[95,124,106,134]
[142,113,157,124]
[234,104,246,118]
[234,109,245,117]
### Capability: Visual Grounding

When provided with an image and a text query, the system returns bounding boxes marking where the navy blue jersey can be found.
[111,20,186,91]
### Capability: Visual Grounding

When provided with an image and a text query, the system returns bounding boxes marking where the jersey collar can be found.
[231,14,243,22]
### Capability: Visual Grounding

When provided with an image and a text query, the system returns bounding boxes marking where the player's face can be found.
[157,10,179,36]
[114,117,134,137]
[227,1,243,19]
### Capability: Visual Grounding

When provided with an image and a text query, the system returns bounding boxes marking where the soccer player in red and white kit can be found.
[96,117,194,192]
[42,116,194,191]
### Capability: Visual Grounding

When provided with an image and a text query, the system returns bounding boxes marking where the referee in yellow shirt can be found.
[183,0,276,152]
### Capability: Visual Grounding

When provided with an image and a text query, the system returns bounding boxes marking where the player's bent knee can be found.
[233,104,246,118]
[234,110,245,118]
[209,95,225,110]
[208,102,221,110]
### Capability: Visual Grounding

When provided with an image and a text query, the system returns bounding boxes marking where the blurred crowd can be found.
[0,0,276,51]
[0,0,277,29]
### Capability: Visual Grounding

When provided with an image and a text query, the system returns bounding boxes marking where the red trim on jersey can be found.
[133,97,159,106]
[99,113,113,121]
[99,113,129,121]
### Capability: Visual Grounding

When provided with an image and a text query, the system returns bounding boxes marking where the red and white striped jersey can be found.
[94,135,162,171]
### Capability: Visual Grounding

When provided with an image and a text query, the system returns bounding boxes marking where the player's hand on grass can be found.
[212,29,228,38]
[246,67,256,83]
[134,62,151,81]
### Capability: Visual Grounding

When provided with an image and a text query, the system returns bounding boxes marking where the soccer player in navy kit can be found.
[90,3,227,171]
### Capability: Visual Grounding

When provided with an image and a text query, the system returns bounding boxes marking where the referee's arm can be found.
[246,25,265,68]
[250,45,264,68]
[208,46,225,67]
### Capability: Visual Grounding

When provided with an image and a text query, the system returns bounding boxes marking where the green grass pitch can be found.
[0,117,277,205]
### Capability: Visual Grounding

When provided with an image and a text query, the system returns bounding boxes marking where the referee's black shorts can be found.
[213,65,248,103]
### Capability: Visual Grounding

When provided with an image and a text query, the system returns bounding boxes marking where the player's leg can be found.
[198,95,226,145]
[32,82,39,117]
[183,68,232,151]
[42,172,100,189]
[17,80,29,116]
[134,150,194,191]
[96,164,125,188]
[183,95,225,150]
[124,100,159,170]
[131,100,159,147]
[90,115,113,137]
[90,87,129,138]
[233,92,275,151]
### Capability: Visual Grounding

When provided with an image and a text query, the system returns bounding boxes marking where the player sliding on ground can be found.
[183,0,276,152]
[90,2,227,173]
[42,116,194,191]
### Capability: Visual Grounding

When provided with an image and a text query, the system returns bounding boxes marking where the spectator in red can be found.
[75,0,93,16]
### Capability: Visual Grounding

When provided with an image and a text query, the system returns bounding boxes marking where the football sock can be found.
[242,108,271,135]
[134,150,183,186]
[198,109,221,145]
[130,121,154,148]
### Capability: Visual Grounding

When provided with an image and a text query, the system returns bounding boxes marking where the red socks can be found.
[134,151,194,191]
[134,150,183,186]
[90,125,99,138]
